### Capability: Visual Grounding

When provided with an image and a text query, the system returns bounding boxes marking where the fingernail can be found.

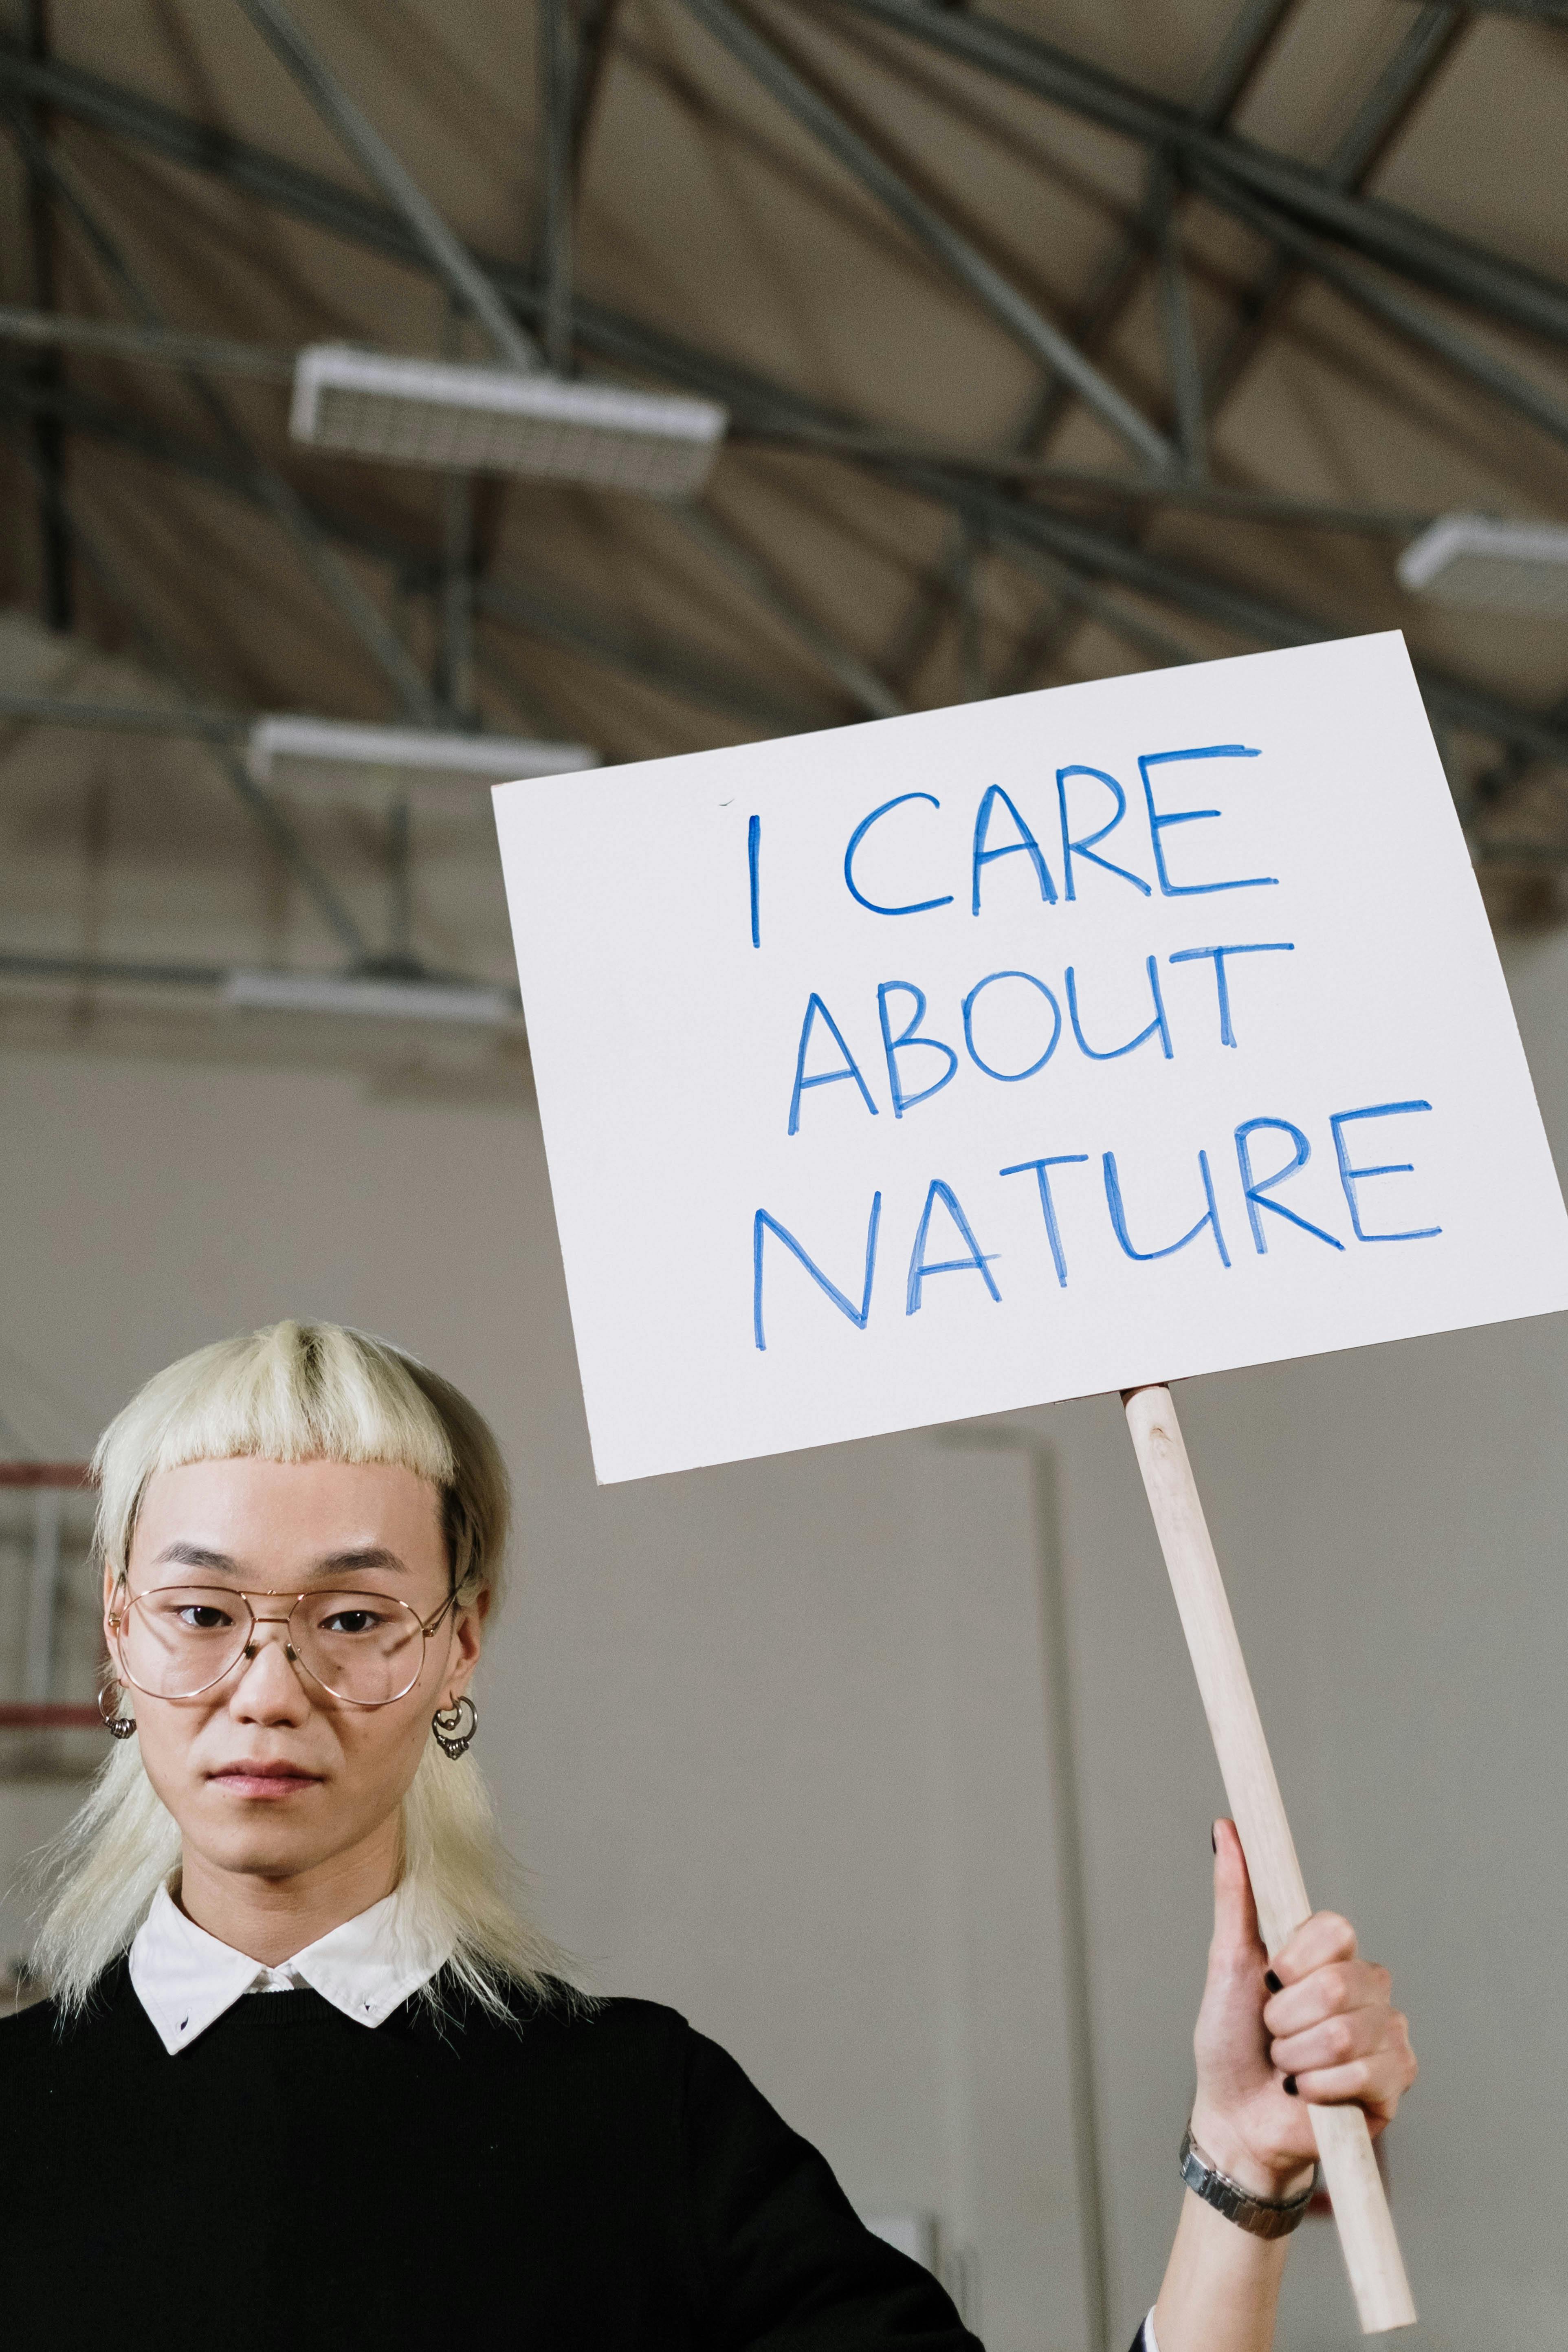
[1210,1823,1218,1854]
[1264,1970,1283,1996]
[1283,2075,1298,2097]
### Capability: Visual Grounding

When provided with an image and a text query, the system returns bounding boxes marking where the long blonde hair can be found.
[32,1320,572,2019]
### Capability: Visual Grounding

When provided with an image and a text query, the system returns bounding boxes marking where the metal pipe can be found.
[671,0,1175,470]
[231,0,540,370]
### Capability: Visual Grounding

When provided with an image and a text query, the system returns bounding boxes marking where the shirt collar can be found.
[128,1881,452,2055]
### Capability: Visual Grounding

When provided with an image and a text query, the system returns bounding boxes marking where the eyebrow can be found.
[152,1542,409,1577]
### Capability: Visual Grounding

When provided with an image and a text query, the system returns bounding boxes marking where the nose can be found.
[227,1613,312,1725]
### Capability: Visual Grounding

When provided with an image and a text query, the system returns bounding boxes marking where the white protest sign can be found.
[495,632,1568,1485]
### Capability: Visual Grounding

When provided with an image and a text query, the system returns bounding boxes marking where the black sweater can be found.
[1,1963,987,2352]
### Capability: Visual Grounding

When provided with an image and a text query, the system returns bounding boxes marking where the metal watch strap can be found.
[1178,2124,1317,2241]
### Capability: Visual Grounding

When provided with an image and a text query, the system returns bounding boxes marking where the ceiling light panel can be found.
[247,715,598,807]
[1397,514,1568,616]
[291,346,728,497]
[224,969,518,1025]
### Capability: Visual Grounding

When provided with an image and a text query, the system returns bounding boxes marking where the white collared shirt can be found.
[128,1881,452,2055]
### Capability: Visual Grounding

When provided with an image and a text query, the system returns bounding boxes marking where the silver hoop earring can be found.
[98,1677,137,1740]
[431,1694,477,1760]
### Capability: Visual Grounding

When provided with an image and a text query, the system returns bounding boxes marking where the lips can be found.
[208,1761,323,1798]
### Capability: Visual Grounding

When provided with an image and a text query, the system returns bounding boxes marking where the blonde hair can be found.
[32,1320,573,2020]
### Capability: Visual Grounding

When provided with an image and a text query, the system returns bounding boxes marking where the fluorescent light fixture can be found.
[290,345,728,497]
[247,715,597,799]
[224,970,518,1025]
[1397,513,1568,615]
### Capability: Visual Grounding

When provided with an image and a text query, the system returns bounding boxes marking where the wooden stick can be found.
[1122,1383,1416,2336]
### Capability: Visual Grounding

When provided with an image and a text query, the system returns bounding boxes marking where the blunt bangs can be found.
[92,1321,506,1603]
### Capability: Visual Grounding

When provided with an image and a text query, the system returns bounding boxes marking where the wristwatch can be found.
[1178,2123,1317,2240]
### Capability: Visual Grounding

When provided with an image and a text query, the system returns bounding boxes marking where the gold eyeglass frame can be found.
[107,1583,460,1708]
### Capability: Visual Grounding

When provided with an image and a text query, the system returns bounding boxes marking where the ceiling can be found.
[2,0,1568,1091]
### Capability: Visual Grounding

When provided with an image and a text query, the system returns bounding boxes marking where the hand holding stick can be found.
[1123,1383,1417,2336]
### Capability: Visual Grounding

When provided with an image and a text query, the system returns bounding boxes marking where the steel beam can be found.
[669,502,904,717]
[748,424,1429,530]
[0,101,445,722]
[0,48,818,440]
[231,0,540,370]
[434,301,478,724]
[0,950,225,988]
[996,542,1202,678]
[541,0,576,372]
[15,359,1561,770]
[1193,166,1568,456]
[0,373,827,735]
[473,569,826,733]
[0,689,244,739]
[1440,0,1568,22]
[817,0,1568,347]
[875,0,1295,710]
[1190,0,1302,122]
[1151,158,1206,479]
[672,0,1174,469]
[571,0,623,181]
[0,304,295,378]
[20,0,70,632]
[0,48,1559,772]
[923,466,1568,765]
[1195,2,1468,428]
[0,303,1433,532]
[0,417,369,958]
[1324,4,1465,188]
[437,471,477,721]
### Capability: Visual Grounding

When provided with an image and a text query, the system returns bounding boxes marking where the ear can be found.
[442,1587,488,1701]
[102,1560,125,1651]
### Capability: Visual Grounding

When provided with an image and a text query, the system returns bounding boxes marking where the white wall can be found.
[3,926,1567,2348]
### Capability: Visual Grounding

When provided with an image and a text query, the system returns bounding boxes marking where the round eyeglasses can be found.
[108,1585,458,1707]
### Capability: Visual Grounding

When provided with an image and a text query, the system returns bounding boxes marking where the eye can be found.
[320,1605,389,1636]
[176,1603,237,1631]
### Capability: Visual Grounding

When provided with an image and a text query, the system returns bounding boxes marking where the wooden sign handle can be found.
[1122,1384,1416,2335]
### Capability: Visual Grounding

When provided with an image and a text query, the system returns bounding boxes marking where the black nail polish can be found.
[1283,2075,1298,2097]
[1265,1970,1283,1996]
[1210,1825,1217,1853]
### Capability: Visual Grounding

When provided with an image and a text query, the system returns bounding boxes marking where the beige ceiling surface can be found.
[2,0,1568,1084]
